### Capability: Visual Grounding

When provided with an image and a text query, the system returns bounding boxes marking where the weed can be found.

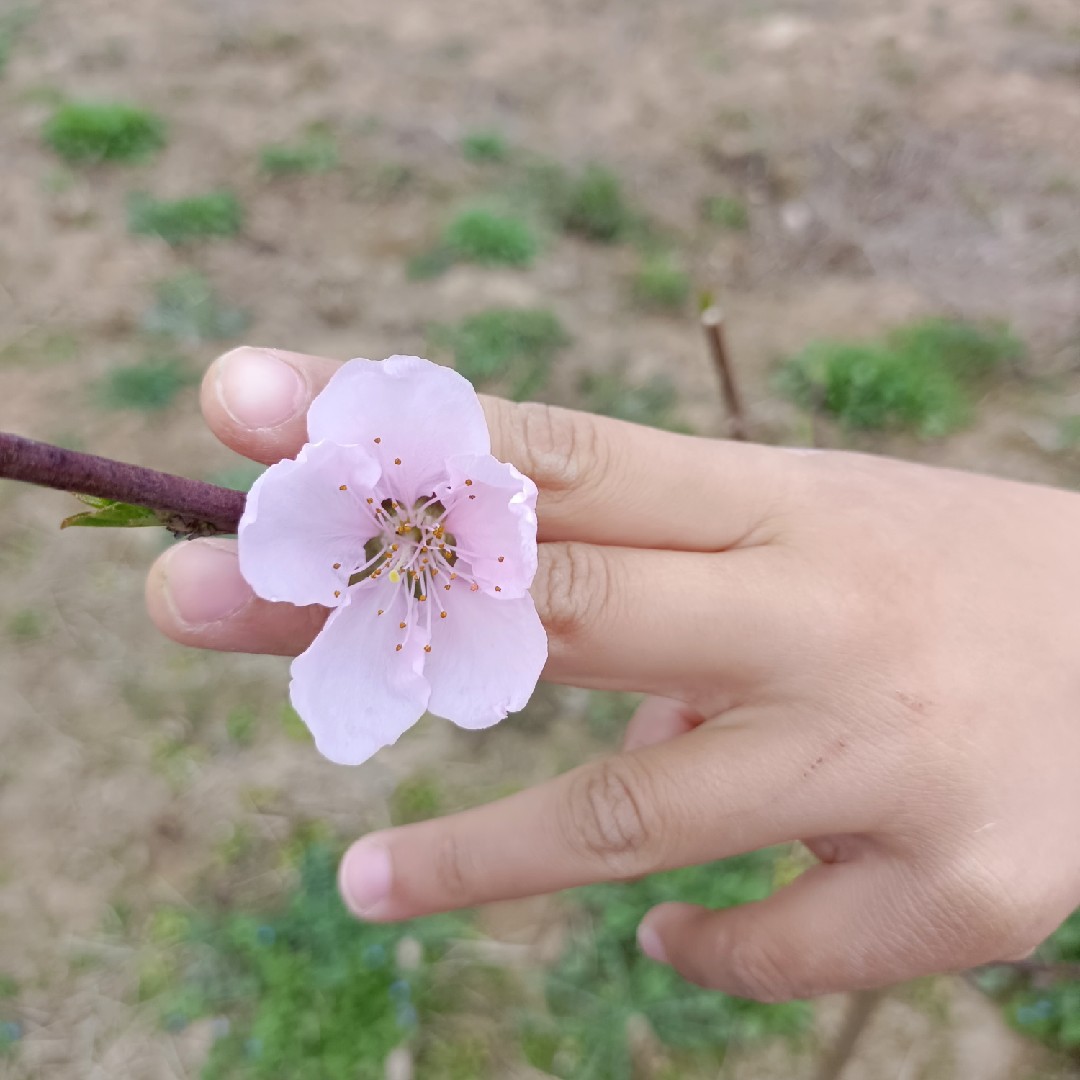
[226,707,257,748]
[537,851,811,1078]
[260,128,338,176]
[43,101,166,164]
[145,841,471,1080]
[431,308,568,399]
[389,773,442,826]
[702,195,749,231]
[778,317,1021,437]
[97,356,197,411]
[632,254,691,312]
[462,129,510,164]
[579,371,690,432]
[7,609,44,642]
[561,164,630,243]
[442,208,538,267]
[141,271,250,345]
[128,191,243,246]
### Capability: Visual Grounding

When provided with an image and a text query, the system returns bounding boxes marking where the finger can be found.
[148,537,792,696]
[622,696,707,752]
[338,720,858,922]
[145,538,325,655]
[202,347,791,550]
[636,858,986,1000]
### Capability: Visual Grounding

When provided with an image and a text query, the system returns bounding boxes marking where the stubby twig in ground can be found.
[701,306,748,441]
[0,431,245,536]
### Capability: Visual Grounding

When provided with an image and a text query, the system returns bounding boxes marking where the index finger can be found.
[202,346,790,551]
[336,718,859,921]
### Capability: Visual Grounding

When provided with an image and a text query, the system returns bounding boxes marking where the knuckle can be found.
[562,758,660,876]
[431,832,471,905]
[726,936,803,1003]
[535,542,612,644]
[514,402,604,497]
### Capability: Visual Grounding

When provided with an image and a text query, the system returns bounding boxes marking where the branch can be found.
[701,306,749,441]
[0,432,245,536]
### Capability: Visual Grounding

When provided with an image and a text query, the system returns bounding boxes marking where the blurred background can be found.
[2,0,1080,1077]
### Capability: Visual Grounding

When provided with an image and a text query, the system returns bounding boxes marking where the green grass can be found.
[984,909,1080,1054]
[144,841,472,1080]
[579,371,690,433]
[389,774,443,826]
[259,129,338,176]
[462,129,510,164]
[442,208,538,267]
[560,164,631,243]
[43,101,166,164]
[703,195,749,231]
[778,317,1022,437]
[0,6,35,78]
[532,851,811,1078]
[141,271,250,345]
[631,254,691,312]
[97,356,197,411]
[431,308,569,400]
[128,191,243,246]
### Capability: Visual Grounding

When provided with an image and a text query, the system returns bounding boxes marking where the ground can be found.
[1,0,1080,1077]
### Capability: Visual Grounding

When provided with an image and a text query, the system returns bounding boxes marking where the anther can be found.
[443,584,451,591]
[419,594,427,602]
[424,644,432,653]
[469,494,476,500]
[395,644,403,652]
[366,497,374,505]
[495,586,502,592]
[465,479,473,486]
[399,621,406,629]
[498,556,505,563]
[470,583,479,592]
[377,608,384,615]
[374,436,382,444]
[334,590,341,598]
[339,484,348,491]
[333,562,341,569]
[440,611,447,619]
[394,457,402,465]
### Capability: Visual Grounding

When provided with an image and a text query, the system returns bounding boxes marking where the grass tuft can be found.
[631,254,691,312]
[431,308,569,400]
[778,317,1021,437]
[461,129,510,164]
[128,191,243,246]
[140,271,249,345]
[43,101,166,164]
[259,127,338,176]
[97,356,197,411]
[442,208,538,268]
[560,164,630,243]
[702,195,749,231]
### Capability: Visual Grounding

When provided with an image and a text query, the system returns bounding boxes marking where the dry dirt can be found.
[2,0,1080,1077]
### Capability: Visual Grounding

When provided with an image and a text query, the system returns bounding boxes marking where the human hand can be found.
[146,346,1080,1001]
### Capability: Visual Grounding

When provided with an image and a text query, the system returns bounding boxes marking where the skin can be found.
[146,346,1080,1002]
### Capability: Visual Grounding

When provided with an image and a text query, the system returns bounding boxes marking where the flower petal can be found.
[307,356,490,497]
[440,453,538,598]
[424,587,546,730]
[290,579,432,765]
[238,441,382,607]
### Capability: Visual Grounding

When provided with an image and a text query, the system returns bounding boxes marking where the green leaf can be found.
[61,496,165,529]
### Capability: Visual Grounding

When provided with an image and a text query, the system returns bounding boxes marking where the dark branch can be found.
[0,431,245,535]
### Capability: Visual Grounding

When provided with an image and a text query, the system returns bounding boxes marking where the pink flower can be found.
[237,355,547,765]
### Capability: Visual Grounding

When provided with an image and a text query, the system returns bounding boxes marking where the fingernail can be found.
[217,347,305,429]
[339,842,393,918]
[163,540,253,627]
[637,920,669,965]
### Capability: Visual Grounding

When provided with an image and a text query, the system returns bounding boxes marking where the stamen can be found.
[334,590,341,598]
[498,556,505,563]
[443,584,451,591]
[424,644,432,653]
[440,611,447,619]
[464,479,473,486]
[470,583,479,592]
[399,621,406,629]
[394,457,402,465]
[374,436,382,444]
[495,586,502,592]
[377,609,384,615]
[333,562,341,569]
[339,484,348,491]
[395,644,403,652]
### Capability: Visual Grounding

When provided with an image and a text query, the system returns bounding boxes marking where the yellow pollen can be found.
[377,608,384,615]
[399,621,407,629]
[366,497,374,504]
[470,583,479,592]
[389,570,401,583]
[334,590,341,598]
[424,644,432,653]
[440,611,447,619]
[391,544,399,552]
[339,484,348,491]
[395,644,403,652]
[465,479,473,486]
[450,573,457,580]
[394,457,402,465]
[495,586,502,592]
[419,594,427,602]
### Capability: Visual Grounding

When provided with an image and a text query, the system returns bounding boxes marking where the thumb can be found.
[636,862,908,1001]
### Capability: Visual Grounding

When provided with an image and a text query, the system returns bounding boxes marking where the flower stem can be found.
[701,305,749,442]
[0,431,245,536]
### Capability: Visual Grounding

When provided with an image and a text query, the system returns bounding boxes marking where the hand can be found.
[147,346,1080,1001]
